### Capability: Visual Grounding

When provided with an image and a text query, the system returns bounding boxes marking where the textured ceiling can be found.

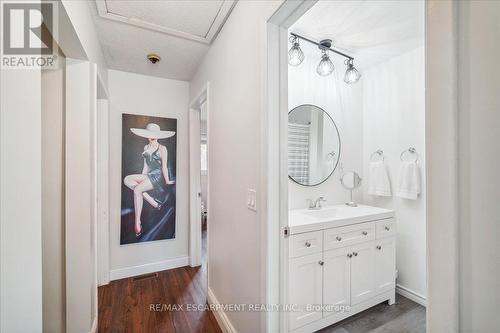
[104,0,225,38]
[290,0,424,69]
[91,0,236,81]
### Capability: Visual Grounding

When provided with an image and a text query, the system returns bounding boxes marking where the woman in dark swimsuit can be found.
[124,123,175,237]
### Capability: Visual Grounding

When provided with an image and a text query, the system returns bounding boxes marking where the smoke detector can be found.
[147,53,161,64]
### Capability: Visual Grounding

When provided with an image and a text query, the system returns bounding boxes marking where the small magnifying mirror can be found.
[340,171,362,207]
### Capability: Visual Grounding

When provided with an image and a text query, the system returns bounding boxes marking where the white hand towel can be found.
[368,161,392,196]
[396,161,421,200]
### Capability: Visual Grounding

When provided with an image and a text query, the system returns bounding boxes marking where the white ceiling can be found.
[290,0,424,69]
[91,0,236,81]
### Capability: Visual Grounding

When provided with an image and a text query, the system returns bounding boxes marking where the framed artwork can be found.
[120,113,177,244]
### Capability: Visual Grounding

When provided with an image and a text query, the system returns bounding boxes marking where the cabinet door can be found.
[323,247,351,318]
[374,237,396,293]
[350,241,376,305]
[288,253,323,330]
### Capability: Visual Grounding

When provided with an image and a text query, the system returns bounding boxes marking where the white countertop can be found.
[288,204,394,235]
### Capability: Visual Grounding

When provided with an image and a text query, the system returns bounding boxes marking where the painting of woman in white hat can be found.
[121,115,177,243]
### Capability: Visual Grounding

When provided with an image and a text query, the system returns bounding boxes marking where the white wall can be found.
[61,0,108,92]
[189,1,282,332]
[425,1,460,330]
[362,47,427,301]
[0,69,43,333]
[97,99,111,286]
[65,59,98,333]
[288,41,364,209]
[42,57,66,333]
[107,70,190,279]
[457,1,500,332]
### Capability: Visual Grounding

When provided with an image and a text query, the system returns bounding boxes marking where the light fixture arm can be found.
[290,32,354,62]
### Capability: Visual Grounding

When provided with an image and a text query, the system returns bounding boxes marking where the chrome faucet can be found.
[307,197,326,210]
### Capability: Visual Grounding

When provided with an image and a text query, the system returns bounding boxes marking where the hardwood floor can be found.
[98,229,221,333]
[317,294,426,333]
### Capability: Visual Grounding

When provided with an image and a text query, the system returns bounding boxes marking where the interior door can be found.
[374,237,396,293]
[288,253,323,330]
[350,241,376,305]
[323,247,351,318]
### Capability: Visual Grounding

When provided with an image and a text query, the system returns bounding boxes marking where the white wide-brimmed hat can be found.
[130,123,175,139]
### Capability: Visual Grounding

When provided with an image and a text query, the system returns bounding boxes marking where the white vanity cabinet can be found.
[288,215,396,332]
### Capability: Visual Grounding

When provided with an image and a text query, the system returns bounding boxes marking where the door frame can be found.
[188,82,210,268]
[264,2,318,332]
[265,1,460,332]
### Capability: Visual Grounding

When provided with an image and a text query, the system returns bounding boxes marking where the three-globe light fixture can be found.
[288,33,361,84]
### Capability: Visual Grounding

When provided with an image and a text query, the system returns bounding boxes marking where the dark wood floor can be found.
[98,229,221,333]
[317,294,426,333]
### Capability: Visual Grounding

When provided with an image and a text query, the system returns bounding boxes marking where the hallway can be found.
[98,231,218,332]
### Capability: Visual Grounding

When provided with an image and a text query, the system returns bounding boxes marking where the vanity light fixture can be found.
[344,58,362,84]
[317,49,335,76]
[288,35,305,66]
[289,32,361,84]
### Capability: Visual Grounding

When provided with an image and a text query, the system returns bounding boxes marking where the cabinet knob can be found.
[318,260,324,266]
[336,236,342,241]
[362,231,368,236]
[305,241,311,248]
[376,245,382,250]
[353,252,358,256]
[347,253,352,258]
[385,226,390,231]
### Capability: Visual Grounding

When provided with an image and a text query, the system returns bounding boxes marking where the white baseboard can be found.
[89,317,97,333]
[396,284,427,307]
[109,256,189,281]
[207,288,237,333]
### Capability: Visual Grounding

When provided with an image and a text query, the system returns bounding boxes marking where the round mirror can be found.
[288,104,341,186]
[340,171,362,190]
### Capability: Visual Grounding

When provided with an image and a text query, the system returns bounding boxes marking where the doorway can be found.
[189,83,210,277]
[266,1,428,332]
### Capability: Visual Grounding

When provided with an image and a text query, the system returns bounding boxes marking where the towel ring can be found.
[370,149,384,162]
[400,147,418,162]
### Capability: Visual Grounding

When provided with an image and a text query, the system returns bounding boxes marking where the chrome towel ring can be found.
[400,147,418,162]
[370,149,384,162]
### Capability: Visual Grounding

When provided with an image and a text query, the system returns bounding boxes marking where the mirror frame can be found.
[288,104,341,187]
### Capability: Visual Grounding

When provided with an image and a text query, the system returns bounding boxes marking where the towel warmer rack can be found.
[400,147,418,162]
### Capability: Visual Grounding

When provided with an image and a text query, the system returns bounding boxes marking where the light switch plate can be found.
[247,189,257,211]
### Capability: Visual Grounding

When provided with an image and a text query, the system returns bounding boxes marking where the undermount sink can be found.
[289,204,394,235]
[302,207,338,219]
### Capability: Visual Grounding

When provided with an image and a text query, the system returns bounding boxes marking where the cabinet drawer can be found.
[289,231,323,258]
[324,223,375,251]
[375,218,396,238]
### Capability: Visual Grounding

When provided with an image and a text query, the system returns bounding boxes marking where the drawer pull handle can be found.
[384,226,390,231]
[336,236,342,241]
[347,253,352,258]
[318,260,324,266]
[376,245,382,250]
[362,231,368,236]
[305,241,311,248]
[353,251,358,256]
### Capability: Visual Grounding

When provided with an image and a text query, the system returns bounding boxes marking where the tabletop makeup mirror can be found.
[288,104,341,186]
[340,171,362,207]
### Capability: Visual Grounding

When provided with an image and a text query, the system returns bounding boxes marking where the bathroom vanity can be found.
[287,204,396,332]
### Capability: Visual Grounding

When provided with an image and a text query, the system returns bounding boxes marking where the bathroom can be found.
[285,1,426,331]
